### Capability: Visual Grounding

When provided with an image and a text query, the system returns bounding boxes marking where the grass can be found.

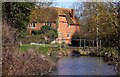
[20,44,50,53]
[39,46,49,54]
[20,44,38,52]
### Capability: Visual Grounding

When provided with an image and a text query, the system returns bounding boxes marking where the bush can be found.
[3,48,54,75]
[99,47,119,58]
[40,25,58,40]
[20,35,45,44]
[40,25,52,33]
[71,32,80,46]
[25,25,58,44]
[32,30,41,35]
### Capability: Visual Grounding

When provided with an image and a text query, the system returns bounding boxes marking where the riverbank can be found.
[3,45,56,75]
[3,40,120,75]
[19,44,120,75]
[82,47,120,75]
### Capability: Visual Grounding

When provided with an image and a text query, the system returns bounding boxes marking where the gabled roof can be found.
[30,7,79,25]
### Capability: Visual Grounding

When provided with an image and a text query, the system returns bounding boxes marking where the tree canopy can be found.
[2,2,36,38]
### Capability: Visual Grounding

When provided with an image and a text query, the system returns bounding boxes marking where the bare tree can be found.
[35,0,56,8]
[72,2,120,47]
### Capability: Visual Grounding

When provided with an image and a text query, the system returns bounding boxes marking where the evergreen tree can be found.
[2,2,35,37]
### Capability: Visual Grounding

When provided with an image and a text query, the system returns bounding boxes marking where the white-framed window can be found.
[45,22,51,26]
[29,23,35,28]
[67,32,70,38]
[67,23,70,28]
[48,23,52,26]
[43,23,45,25]
[31,23,35,28]
[45,23,47,25]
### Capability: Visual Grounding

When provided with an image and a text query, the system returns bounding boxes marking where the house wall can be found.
[57,16,80,44]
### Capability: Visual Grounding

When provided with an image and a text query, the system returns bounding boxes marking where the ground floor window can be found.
[67,32,70,38]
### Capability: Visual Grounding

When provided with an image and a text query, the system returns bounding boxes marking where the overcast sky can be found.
[36,0,119,8]
[54,2,75,8]
[53,0,83,8]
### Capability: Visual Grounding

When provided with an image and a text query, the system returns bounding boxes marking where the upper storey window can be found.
[45,22,51,26]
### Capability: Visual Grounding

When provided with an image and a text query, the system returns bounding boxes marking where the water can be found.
[50,56,116,75]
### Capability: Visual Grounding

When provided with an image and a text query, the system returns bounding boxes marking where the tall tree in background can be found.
[36,0,56,8]
[116,2,120,49]
[2,2,36,38]
[73,2,120,47]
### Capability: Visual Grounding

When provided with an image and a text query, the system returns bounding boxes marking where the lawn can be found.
[19,44,59,54]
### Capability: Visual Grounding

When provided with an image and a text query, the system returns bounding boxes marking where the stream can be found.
[50,56,116,75]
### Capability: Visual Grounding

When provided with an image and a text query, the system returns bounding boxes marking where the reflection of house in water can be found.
[28,7,80,44]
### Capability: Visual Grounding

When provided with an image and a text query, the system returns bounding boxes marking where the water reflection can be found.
[51,56,116,75]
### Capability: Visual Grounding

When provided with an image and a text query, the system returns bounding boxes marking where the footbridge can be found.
[49,47,100,57]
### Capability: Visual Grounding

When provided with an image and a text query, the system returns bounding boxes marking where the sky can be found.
[52,0,118,8]
[54,2,75,8]
[53,0,82,8]
[37,0,120,8]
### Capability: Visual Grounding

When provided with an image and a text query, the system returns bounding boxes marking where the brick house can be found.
[28,7,80,44]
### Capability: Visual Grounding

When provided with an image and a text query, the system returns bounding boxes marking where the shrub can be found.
[40,25,58,40]
[32,30,41,35]
[99,47,119,58]
[3,48,54,75]
[24,25,58,44]
[20,35,45,44]
[71,32,80,46]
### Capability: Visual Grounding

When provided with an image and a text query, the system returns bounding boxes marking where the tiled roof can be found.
[30,7,79,25]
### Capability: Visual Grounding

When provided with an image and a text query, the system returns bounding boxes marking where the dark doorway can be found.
[71,50,80,57]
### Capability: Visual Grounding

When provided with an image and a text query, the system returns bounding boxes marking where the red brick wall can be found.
[35,23,45,30]
[57,16,80,44]
[51,23,57,29]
